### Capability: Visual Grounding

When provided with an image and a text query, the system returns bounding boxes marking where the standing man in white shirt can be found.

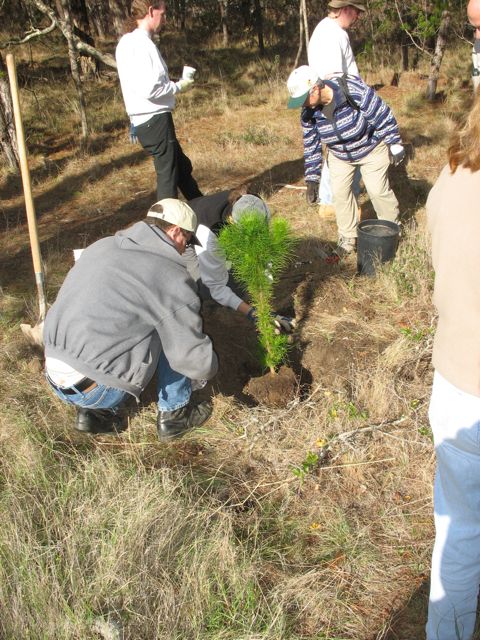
[116,0,203,200]
[305,0,365,207]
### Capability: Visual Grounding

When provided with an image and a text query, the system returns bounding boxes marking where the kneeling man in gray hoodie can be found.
[43,199,218,440]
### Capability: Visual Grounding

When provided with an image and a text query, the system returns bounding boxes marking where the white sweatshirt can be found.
[115,28,179,126]
[194,224,243,311]
[308,17,359,79]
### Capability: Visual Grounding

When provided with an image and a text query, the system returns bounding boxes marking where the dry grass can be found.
[0,38,470,639]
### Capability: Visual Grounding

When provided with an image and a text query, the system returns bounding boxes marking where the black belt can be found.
[58,377,97,395]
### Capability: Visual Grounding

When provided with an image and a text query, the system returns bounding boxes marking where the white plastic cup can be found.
[182,65,196,81]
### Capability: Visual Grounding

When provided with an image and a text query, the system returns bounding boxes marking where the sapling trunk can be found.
[218,211,296,373]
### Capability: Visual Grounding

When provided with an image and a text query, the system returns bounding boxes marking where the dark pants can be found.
[135,112,202,201]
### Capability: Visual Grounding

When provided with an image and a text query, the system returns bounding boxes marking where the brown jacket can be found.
[427,164,480,397]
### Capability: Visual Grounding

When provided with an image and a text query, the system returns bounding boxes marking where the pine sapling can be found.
[218,211,296,374]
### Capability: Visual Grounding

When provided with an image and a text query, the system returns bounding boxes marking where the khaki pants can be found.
[328,142,399,239]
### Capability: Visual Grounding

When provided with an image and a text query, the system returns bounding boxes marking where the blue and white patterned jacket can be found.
[302,76,402,183]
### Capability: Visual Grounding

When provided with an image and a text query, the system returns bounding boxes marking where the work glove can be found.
[246,307,296,334]
[175,78,194,92]
[129,123,138,144]
[272,313,296,334]
[306,180,319,205]
[246,307,257,323]
[389,143,405,166]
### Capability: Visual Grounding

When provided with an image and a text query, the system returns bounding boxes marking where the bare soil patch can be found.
[244,365,297,407]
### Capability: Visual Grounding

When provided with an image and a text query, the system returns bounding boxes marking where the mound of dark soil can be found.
[243,365,297,408]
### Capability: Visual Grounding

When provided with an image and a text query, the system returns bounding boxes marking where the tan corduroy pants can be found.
[328,142,399,239]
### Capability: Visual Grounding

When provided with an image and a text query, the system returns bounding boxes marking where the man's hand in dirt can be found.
[246,308,296,334]
[306,181,319,205]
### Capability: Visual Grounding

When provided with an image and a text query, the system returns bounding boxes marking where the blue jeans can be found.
[426,371,480,640]
[156,350,192,411]
[47,351,192,413]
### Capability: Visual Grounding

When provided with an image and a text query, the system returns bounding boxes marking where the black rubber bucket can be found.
[357,219,400,276]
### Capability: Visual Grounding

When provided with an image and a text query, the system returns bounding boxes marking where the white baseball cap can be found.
[147,198,201,245]
[287,65,320,109]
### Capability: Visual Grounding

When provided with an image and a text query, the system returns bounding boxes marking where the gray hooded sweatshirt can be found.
[44,221,218,399]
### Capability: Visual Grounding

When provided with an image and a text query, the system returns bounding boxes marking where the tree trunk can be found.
[60,0,89,140]
[172,0,180,29]
[241,0,251,28]
[108,0,126,38]
[219,0,228,46]
[293,0,304,69]
[253,0,264,56]
[301,0,308,51]
[401,30,409,71]
[0,52,20,171]
[426,10,450,101]
[70,0,90,33]
[85,0,106,38]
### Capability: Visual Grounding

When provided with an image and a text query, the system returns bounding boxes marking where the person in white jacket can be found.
[115,0,202,200]
[305,0,365,207]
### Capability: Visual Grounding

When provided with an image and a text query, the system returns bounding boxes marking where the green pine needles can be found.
[218,211,296,373]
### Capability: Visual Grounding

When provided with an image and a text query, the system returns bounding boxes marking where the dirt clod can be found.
[243,365,297,407]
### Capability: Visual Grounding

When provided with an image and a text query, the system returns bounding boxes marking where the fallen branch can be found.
[4,0,117,70]
[0,20,57,48]
[319,456,396,470]
[331,415,410,446]
[275,183,307,190]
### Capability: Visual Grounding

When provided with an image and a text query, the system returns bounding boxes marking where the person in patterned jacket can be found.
[287,65,404,256]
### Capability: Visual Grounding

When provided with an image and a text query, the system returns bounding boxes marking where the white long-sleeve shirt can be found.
[194,224,243,311]
[115,28,179,126]
[307,17,359,79]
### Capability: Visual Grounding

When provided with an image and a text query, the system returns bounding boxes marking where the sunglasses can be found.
[181,229,195,247]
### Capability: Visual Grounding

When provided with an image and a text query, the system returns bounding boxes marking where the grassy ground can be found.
[0,35,474,639]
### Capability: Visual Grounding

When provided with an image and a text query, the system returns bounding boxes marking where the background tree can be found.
[253,0,265,55]
[219,0,229,46]
[59,0,89,140]
[427,9,451,100]
[0,52,19,171]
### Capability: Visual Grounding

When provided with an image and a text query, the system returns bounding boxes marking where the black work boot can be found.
[75,408,125,434]
[157,400,213,441]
